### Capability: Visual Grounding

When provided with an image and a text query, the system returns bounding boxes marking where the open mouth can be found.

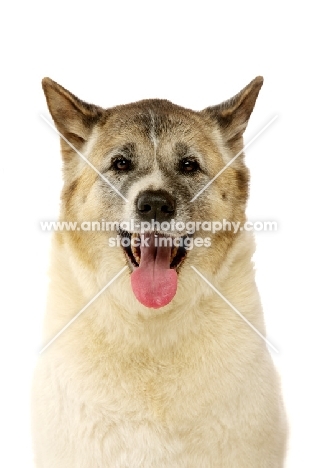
[119,231,188,270]
[118,230,189,309]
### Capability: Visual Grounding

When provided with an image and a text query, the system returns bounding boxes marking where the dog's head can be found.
[42,77,262,310]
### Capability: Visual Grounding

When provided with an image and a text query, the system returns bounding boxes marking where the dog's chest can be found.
[47,346,216,466]
[73,345,208,424]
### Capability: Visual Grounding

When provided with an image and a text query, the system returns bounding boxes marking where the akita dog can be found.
[32,77,287,467]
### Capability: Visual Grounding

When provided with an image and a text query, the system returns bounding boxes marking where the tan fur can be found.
[32,77,287,467]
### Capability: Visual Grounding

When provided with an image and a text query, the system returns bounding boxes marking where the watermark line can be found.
[39,266,127,354]
[191,266,279,353]
[190,115,278,202]
[39,218,278,234]
[40,114,128,203]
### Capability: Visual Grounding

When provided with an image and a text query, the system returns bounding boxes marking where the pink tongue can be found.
[131,233,177,309]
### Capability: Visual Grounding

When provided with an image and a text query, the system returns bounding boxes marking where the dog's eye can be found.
[113,157,131,171]
[180,158,200,174]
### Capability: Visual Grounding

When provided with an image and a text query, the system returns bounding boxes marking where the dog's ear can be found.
[202,76,263,143]
[42,78,104,157]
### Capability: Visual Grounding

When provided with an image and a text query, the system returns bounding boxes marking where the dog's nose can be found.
[136,190,176,222]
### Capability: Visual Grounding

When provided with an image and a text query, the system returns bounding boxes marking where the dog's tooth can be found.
[170,243,178,262]
[131,234,141,265]
[132,246,140,265]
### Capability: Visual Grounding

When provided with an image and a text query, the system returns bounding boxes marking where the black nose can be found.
[136,190,176,222]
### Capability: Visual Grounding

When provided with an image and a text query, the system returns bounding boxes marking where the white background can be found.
[1,1,310,466]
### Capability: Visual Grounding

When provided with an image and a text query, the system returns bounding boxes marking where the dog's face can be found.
[43,77,262,309]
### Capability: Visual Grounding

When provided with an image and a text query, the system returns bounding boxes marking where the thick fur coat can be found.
[32,77,287,467]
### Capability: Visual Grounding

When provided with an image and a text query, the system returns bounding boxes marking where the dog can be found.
[32,77,287,467]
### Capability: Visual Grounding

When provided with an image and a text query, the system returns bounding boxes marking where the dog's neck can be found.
[43,230,262,356]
